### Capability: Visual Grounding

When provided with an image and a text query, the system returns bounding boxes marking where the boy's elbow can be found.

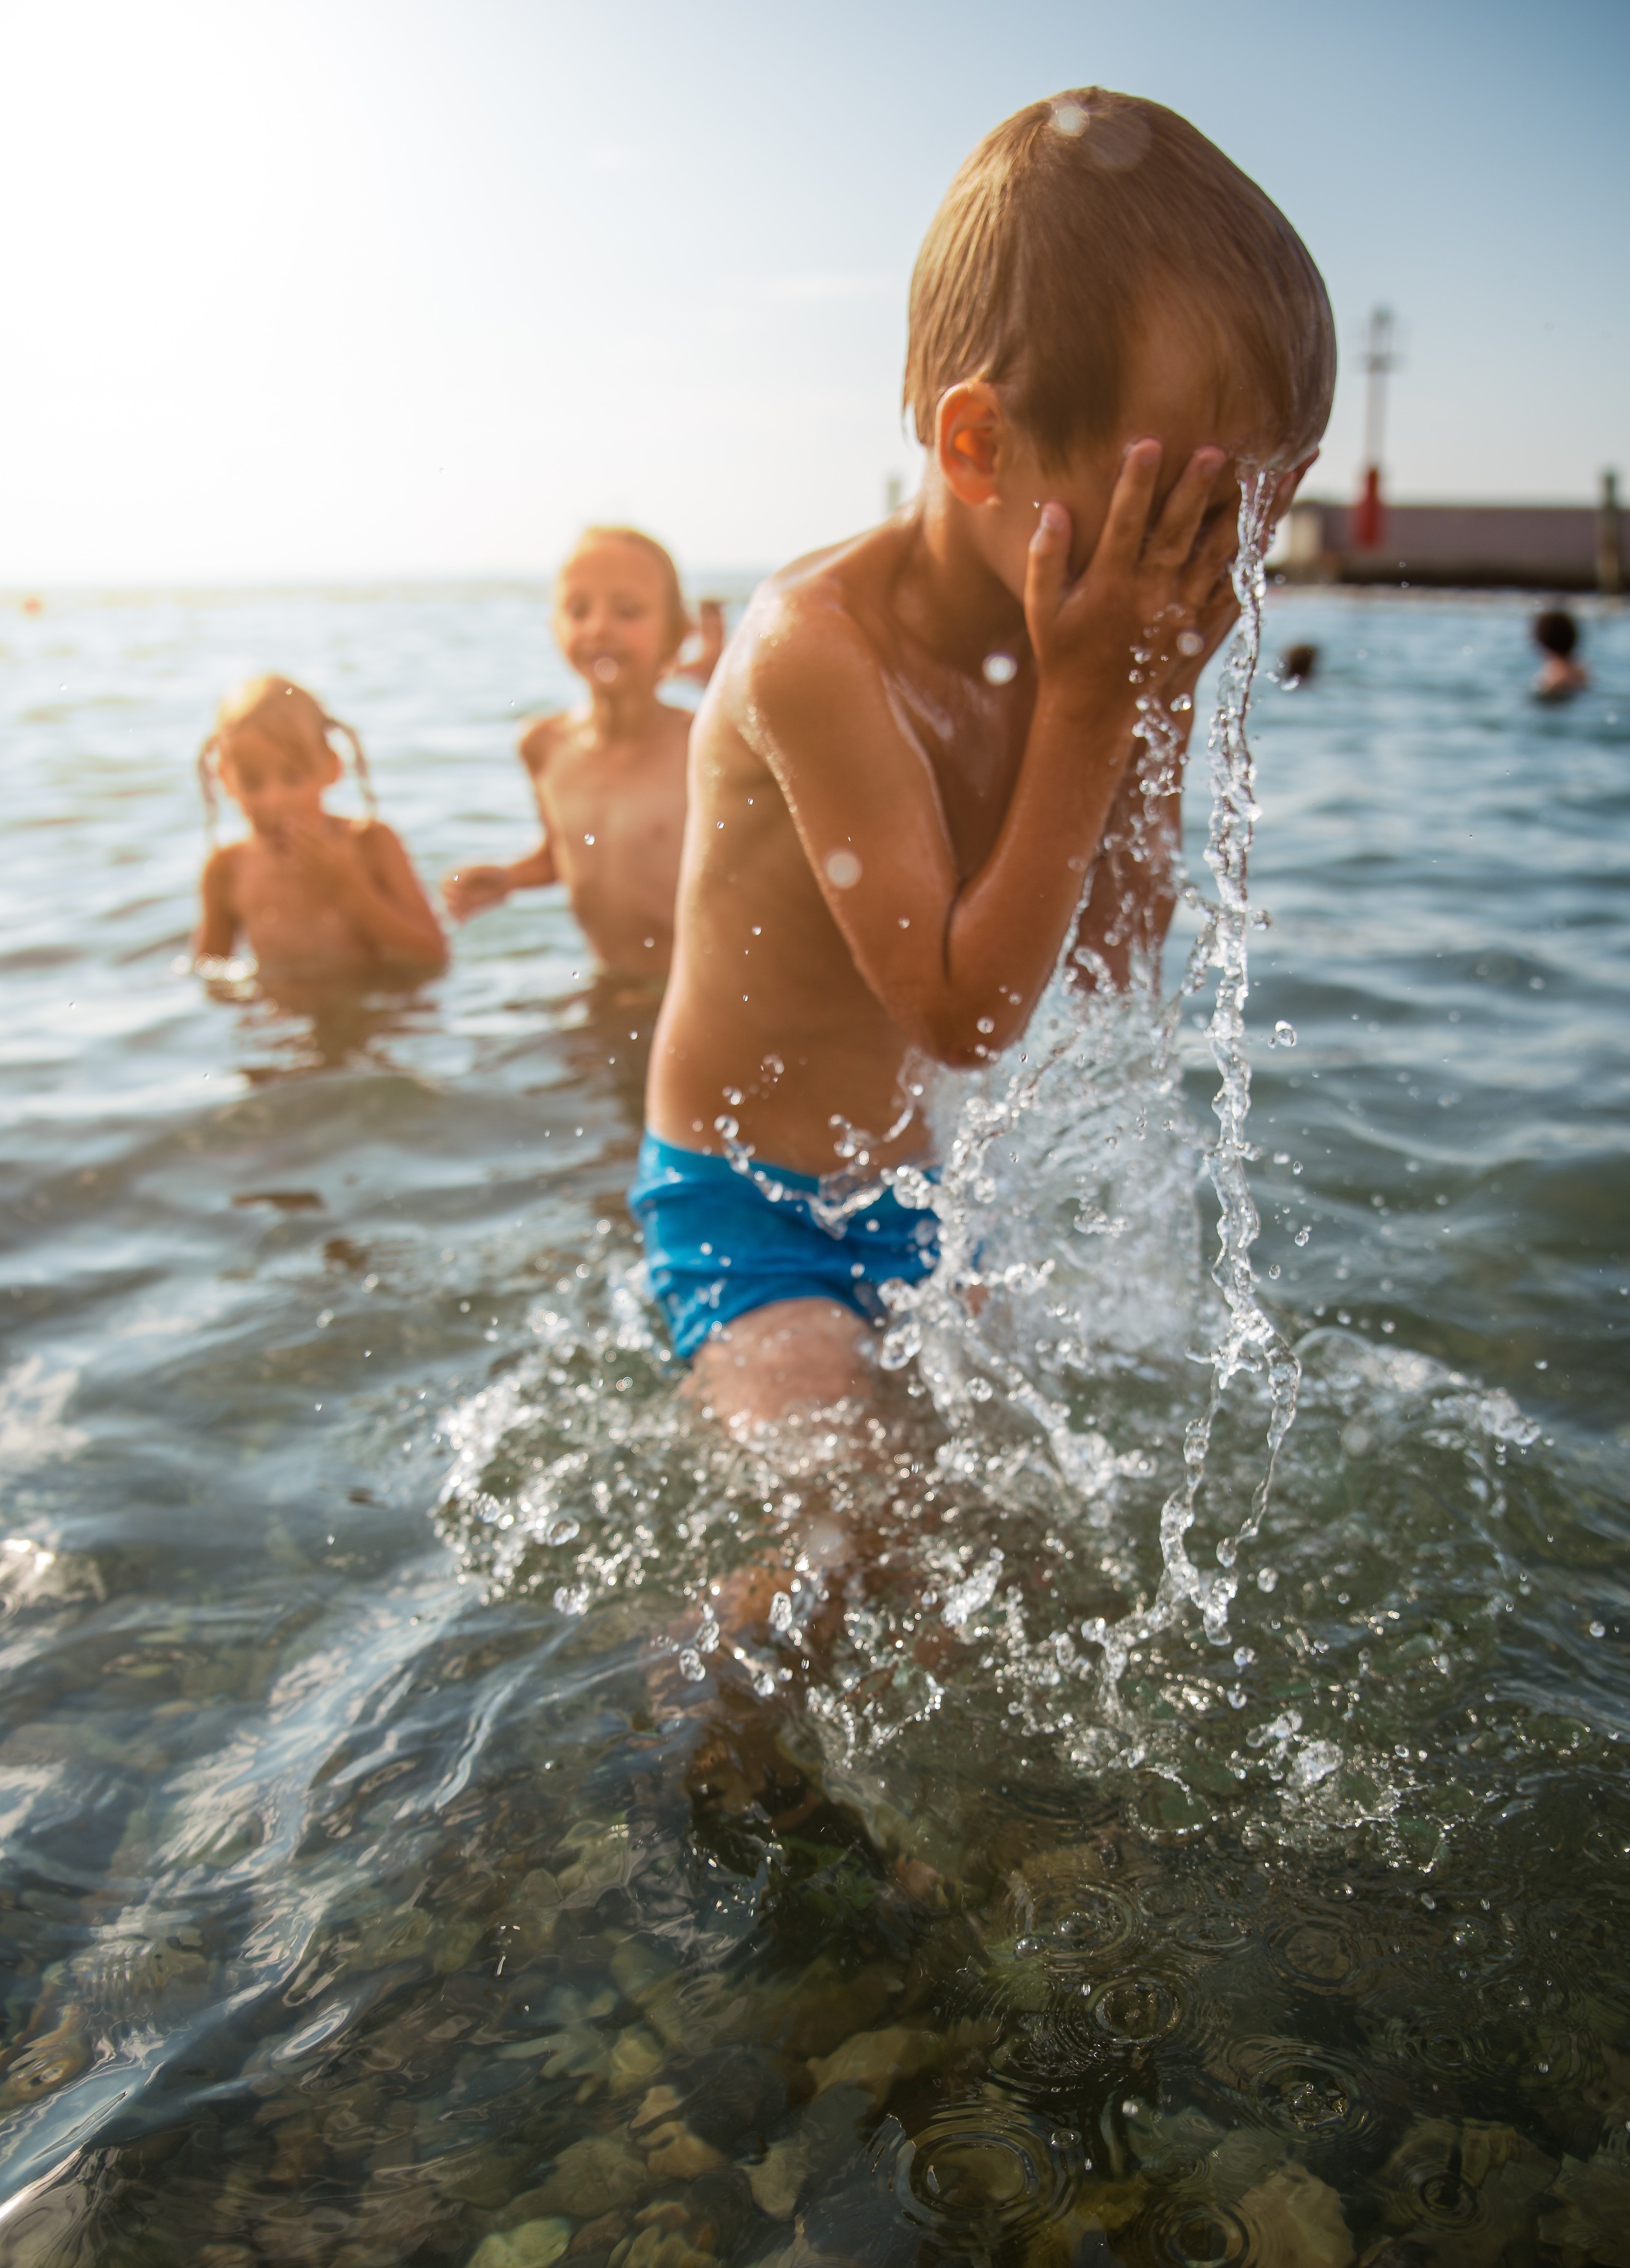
[911,1001,1018,1072]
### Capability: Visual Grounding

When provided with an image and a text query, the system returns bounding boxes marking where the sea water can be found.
[1,566,1628,2264]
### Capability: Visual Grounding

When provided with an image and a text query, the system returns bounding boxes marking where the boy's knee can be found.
[688,1298,874,1423]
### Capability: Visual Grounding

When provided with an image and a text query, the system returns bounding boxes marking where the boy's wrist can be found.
[1032,675,1139,742]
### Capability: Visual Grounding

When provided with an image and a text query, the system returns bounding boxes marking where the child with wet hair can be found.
[195,676,445,971]
[443,526,714,981]
[637,87,1335,1427]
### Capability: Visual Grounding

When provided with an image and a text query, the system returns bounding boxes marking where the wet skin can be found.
[195,727,446,973]
[442,535,692,981]
[650,313,1314,1423]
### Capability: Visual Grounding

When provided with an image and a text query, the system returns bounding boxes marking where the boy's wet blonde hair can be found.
[569,527,690,657]
[904,89,1335,465]
[198,674,374,838]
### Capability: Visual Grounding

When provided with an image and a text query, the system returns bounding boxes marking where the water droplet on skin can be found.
[583,833,595,845]
[977,1016,995,1034]
[983,651,1017,685]
[824,849,862,889]
[1171,693,1193,713]
[1176,630,1204,657]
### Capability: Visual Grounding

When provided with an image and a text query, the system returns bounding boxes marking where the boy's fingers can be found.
[1095,441,1164,566]
[1145,446,1227,568]
[1178,505,1240,612]
[1024,501,1072,634]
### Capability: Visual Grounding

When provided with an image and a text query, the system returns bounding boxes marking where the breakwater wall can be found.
[1277,490,1624,593]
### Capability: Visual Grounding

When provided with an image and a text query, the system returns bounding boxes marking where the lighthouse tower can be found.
[1352,306,1398,554]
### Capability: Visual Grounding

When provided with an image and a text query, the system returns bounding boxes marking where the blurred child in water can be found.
[442,528,722,983]
[195,676,445,973]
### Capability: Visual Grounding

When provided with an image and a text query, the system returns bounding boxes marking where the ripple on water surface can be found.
[0,582,1628,2260]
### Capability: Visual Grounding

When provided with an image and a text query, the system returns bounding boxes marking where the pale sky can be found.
[2,0,1625,583]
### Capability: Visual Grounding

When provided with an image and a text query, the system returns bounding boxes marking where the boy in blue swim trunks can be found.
[636,87,1333,1426]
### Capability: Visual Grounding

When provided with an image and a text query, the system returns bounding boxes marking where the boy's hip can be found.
[628,1132,940,1361]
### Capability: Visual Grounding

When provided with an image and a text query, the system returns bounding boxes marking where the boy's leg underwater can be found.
[683,1296,877,1430]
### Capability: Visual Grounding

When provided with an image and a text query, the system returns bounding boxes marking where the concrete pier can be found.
[1276,476,1625,593]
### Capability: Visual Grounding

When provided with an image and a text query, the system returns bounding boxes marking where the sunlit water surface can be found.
[2,582,1628,2266]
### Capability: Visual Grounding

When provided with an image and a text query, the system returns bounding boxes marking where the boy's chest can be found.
[892,671,1031,872]
[536,749,685,863]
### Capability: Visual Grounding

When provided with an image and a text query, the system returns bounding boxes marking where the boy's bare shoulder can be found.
[733,524,902,716]
[518,709,574,774]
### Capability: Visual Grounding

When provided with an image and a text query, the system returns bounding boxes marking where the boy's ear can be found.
[936,382,1005,506]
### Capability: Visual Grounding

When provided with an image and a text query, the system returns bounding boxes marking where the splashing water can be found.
[7,571,1628,2266]
[881,470,1296,1710]
[438,473,1306,1781]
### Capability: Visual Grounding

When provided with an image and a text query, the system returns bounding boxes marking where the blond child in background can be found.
[442,528,712,982]
[195,676,445,972]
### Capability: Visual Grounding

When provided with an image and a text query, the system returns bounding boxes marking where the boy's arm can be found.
[749,444,1236,1067]
[1069,575,1240,989]
[1069,746,1186,992]
[194,845,239,959]
[442,839,557,920]
[443,719,562,920]
[442,712,564,916]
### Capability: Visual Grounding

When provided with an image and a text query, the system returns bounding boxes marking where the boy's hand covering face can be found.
[1024,439,1236,715]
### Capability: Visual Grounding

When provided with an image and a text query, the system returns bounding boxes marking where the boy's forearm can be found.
[1071,794,1181,991]
[503,843,557,890]
[1071,713,1192,990]
[928,693,1140,1057]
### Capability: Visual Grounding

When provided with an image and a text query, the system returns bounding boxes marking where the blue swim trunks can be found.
[628,1133,940,1360]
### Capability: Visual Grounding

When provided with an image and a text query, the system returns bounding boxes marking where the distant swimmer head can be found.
[1533,608,1579,659]
[555,527,689,692]
[200,674,373,840]
[1282,643,1319,685]
[1531,607,1589,702]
